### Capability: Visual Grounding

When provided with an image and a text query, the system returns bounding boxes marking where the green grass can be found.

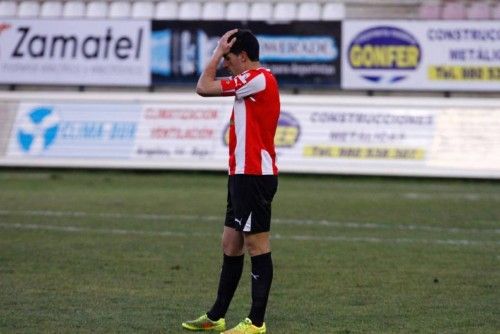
[0,170,499,333]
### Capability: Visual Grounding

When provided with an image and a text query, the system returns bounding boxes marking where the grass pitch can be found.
[0,170,499,333]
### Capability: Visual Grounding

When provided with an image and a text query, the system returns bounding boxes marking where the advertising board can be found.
[6,102,140,158]
[1,93,499,178]
[342,21,500,91]
[0,19,151,86]
[151,20,341,88]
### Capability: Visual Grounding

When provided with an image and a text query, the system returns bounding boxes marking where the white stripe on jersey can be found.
[234,98,246,174]
[235,73,266,99]
[261,149,274,175]
[233,72,267,174]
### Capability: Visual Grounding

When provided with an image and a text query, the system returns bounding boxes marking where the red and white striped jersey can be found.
[220,68,280,175]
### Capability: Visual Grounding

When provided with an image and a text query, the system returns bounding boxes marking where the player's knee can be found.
[221,227,244,256]
[244,236,270,257]
[222,244,244,256]
[222,237,244,256]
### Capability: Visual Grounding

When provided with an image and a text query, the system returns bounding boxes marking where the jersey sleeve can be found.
[220,77,237,96]
[220,71,266,99]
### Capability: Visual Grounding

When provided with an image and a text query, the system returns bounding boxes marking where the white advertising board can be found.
[6,103,141,158]
[133,104,229,164]
[0,19,150,86]
[276,105,435,171]
[342,21,500,91]
[427,108,500,170]
[1,92,499,179]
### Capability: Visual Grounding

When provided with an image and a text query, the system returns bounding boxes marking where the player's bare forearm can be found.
[196,52,223,97]
[196,29,238,97]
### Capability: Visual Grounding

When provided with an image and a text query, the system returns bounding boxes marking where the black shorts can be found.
[225,175,278,234]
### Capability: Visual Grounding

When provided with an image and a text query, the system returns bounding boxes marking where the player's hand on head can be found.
[215,29,238,56]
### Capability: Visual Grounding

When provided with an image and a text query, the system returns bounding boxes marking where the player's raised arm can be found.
[196,29,238,97]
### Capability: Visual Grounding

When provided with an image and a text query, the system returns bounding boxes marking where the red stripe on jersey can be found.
[220,68,280,175]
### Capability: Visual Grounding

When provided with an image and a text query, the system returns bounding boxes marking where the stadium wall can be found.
[0,91,499,179]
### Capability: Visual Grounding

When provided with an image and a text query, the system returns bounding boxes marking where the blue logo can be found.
[151,29,172,76]
[348,26,421,83]
[17,106,59,154]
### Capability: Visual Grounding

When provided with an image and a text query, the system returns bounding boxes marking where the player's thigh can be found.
[222,226,244,256]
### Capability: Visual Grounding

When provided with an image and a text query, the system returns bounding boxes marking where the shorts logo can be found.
[348,26,421,84]
[17,106,60,154]
[243,212,252,232]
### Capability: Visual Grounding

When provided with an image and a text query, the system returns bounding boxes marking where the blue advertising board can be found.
[151,20,342,88]
[7,103,141,159]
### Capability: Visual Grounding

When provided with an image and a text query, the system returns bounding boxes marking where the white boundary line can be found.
[0,222,498,247]
[0,209,498,234]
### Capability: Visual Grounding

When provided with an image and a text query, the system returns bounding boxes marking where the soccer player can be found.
[181,29,280,334]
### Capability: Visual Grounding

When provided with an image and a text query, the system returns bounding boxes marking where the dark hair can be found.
[228,29,259,61]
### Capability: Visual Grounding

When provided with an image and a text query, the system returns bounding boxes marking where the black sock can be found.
[248,252,273,327]
[207,254,244,320]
